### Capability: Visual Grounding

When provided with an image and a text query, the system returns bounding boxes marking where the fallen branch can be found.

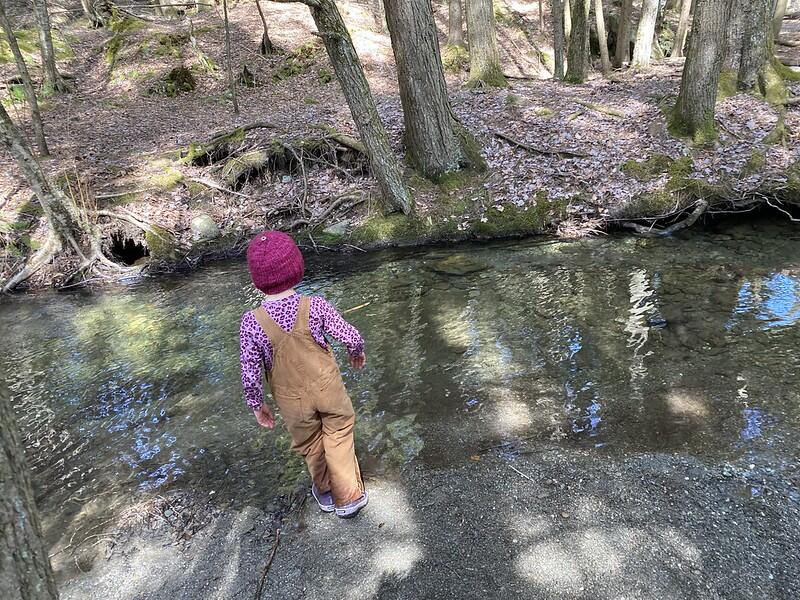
[96,209,170,240]
[573,99,625,119]
[254,528,281,600]
[95,188,154,200]
[494,131,588,158]
[189,177,251,198]
[621,199,709,237]
[342,301,371,314]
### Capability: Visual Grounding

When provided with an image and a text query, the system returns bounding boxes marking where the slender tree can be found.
[672,0,693,58]
[222,0,239,113]
[465,0,506,87]
[564,0,572,42]
[613,0,633,67]
[738,0,773,92]
[673,0,733,141]
[32,0,66,93]
[448,0,464,47]
[383,0,485,179]
[594,0,611,76]
[552,0,566,78]
[565,0,590,83]
[1,384,59,600]
[631,0,659,69]
[0,1,49,156]
[269,0,411,213]
[773,0,788,39]
[255,0,275,55]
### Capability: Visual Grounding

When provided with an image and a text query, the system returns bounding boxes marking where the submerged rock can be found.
[430,254,488,276]
[190,215,220,241]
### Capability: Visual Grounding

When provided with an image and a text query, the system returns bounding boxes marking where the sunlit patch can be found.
[666,389,709,420]
[657,528,703,564]
[516,542,584,593]
[490,393,533,435]
[578,529,623,575]
[507,514,552,540]
[372,542,423,576]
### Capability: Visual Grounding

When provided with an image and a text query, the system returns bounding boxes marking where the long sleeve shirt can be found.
[239,294,365,410]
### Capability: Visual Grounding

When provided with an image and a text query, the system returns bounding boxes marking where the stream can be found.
[2,219,800,551]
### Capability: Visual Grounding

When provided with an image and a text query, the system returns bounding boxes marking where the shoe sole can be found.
[311,487,335,513]
[335,492,369,518]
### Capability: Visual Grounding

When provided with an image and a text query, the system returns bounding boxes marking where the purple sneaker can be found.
[335,491,369,519]
[312,485,335,513]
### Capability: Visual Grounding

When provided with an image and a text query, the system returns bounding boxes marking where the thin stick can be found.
[190,177,251,198]
[254,528,281,600]
[506,463,537,484]
[95,188,154,200]
[342,301,371,314]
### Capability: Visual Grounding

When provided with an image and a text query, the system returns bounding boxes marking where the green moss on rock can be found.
[145,224,179,259]
[147,66,196,97]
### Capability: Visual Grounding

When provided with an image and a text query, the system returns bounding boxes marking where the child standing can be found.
[239,231,368,518]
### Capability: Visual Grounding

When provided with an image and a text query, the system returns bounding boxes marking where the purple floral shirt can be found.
[239,294,364,410]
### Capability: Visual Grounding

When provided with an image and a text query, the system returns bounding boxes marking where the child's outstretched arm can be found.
[240,315,275,428]
[313,297,366,369]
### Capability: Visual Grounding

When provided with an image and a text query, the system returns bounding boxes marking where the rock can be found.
[281,175,292,184]
[430,254,488,276]
[323,221,349,236]
[190,215,220,241]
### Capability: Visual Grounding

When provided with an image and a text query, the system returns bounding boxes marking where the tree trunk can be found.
[306,0,412,213]
[564,0,572,43]
[222,0,239,113]
[774,0,788,38]
[671,0,693,57]
[0,384,59,600]
[32,0,65,93]
[255,0,275,55]
[448,0,464,47]
[565,0,590,82]
[371,0,387,33]
[738,0,772,91]
[0,1,49,156]
[383,0,485,180]
[614,0,633,67]
[673,0,732,140]
[725,0,747,71]
[594,0,611,75]
[631,0,659,69]
[552,0,566,78]
[465,0,506,87]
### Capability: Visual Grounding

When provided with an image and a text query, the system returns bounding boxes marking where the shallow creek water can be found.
[2,220,800,549]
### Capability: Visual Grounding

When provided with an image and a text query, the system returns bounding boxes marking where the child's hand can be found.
[254,405,275,428]
[349,352,366,370]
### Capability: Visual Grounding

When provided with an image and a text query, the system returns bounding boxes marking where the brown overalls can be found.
[253,296,364,506]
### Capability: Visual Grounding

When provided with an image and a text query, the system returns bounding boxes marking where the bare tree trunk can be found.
[0,1,49,156]
[738,0,772,91]
[565,0,590,82]
[725,0,747,71]
[448,0,464,47]
[0,384,59,600]
[594,0,611,75]
[773,0,788,38]
[222,0,239,113]
[305,0,412,213]
[466,0,506,87]
[255,0,275,55]
[631,0,659,68]
[383,0,484,179]
[552,0,566,78]
[673,0,732,140]
[614,0,633,67]
[371,0,386,33]
[671,0,693,57]
[539,0,544,32]
[32,0,66,93]
[564,0,572,42]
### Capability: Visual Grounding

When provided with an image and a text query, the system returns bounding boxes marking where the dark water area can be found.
[2,219,800,549]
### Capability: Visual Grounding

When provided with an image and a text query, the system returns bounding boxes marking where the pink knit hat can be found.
[246,231,304,294]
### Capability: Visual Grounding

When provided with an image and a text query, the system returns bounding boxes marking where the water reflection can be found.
[1,223,800,550]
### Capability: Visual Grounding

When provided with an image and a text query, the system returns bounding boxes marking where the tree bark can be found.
[631,0,659,68]
[383,0,485,180]
[564,0,572,43]
[0,1,49,156]
[255,0,275,55]
[674,0,732,140]
[465,0,506,87]
[738,0,772,91]
[302,0,411,213]
[448,0,464,47]
[594,0,611,75]
[725,0,747,71]
[32,0,65,93]
[773,0,788,39]
[671,0,693,57]
[565,0,590,82]
[552,0,566,78]
[0,384,59,600]
[613,0,633,67]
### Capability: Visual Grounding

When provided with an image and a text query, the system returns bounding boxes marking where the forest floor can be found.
[1,0,800,290]
[58,448,800,599]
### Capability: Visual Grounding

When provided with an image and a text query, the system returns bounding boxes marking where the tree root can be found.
[494,130,588,158]
[621,199,709,237]
[573,100,626,119]
[284,193,364,231]
[1,234,61,293]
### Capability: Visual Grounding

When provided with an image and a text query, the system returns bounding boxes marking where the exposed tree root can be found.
[284,192,364,231]
[1,234,61,293]
[621,199,709,237]
[494,130,589,158]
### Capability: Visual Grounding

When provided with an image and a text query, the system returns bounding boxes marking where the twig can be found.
[95,188,154,200]
[494,130,588,158]
[342,243,366,252]
[506,463,537,484]
[767,199,800,222]
[342,301,371,314]
[189,177,251,198]
[254,528,281,600]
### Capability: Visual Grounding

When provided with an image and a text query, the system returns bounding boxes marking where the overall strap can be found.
[252,306,289,347]
[293,296,311,333]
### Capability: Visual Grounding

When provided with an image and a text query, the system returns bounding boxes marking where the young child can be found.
[239,231,369,518]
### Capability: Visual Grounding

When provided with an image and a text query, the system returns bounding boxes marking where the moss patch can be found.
[147,158,184,190]
[442,44,469,73]
[758,62,788,106]
[180,128,246,165]
[741,150,766,176]
[147,66,196,96]
[471,199,567,237]
[1,27,73,65]
[145,224,179,260]
[667,105,717,145]
[717,69,738,101]
[273,41,321,82]
[466,63,508,89]
[763,111,788,146]
[104,17,146,68]
[621,155,692,182]
[772,58,800,82]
